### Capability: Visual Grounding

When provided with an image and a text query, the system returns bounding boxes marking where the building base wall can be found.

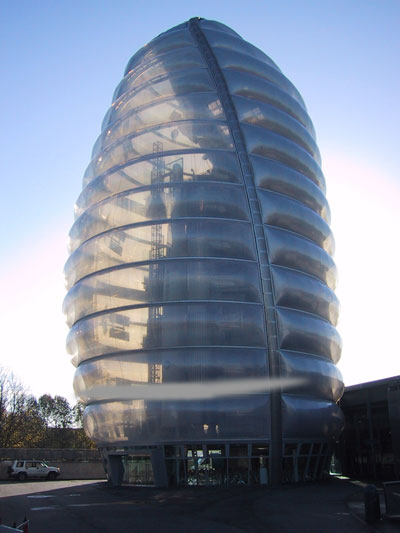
[100,440,332,486]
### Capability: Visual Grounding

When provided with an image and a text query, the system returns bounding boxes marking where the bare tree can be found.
[0,367,95,448]
[0,367,45,447]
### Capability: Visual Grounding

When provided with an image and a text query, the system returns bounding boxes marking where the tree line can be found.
[0,367,95,449]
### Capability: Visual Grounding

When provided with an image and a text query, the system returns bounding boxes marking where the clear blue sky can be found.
[1,0,399,402]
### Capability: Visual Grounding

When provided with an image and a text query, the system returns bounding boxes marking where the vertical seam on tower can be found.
[188,18,282,484]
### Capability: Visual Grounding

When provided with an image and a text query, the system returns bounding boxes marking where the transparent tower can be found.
[64,18,344,486]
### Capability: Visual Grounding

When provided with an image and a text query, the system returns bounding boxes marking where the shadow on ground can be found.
[1,476,399,532]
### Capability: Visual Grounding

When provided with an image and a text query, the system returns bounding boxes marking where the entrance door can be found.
[122,455,154,485]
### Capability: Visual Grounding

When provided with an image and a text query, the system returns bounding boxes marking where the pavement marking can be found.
[67,501,138,508]
[27,495,55,499]
[30,506,59,511]
[68,503,111,508]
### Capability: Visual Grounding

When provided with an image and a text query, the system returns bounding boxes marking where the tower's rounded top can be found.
[156,18,243,40]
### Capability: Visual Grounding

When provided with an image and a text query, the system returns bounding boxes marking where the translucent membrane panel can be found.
[265,226,337,289]
[65,220,256,289]
[258,189,334,254]
[76,151,241,217]
[114,48,206,102]
[73,347,268,395]
[233,95,320,162]
[67,302,266,365]
[83,122,233,185]
[103,69,214,131]
[278,350,344,402]
[271,265,339,325]
[93,94,225,158]
[214,49,305,108]
[157,22,188,35]
[124,29,195,75]
[84,395,271,445]
[224,70,314,136]
[69,183,249,252]
[64,259,262,326]
[276,307,342,363]
[242,123,325,191]
[251,154,330,222]
[201,29,279,71]
[64,18,344,463]
[199,20,242,39]
[281,395,344,439]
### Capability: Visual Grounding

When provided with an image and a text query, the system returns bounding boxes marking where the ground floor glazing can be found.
[101,441,333,486]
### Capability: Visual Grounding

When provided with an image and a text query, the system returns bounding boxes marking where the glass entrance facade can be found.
[64,18,344,485]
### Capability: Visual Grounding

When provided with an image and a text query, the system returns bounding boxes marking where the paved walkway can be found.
[1,476,399,532]
[97,476,400,532]
[251,477,399,532]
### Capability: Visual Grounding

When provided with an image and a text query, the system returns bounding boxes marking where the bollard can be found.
[364,484,381,523]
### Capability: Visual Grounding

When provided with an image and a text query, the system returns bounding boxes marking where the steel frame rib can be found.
[188,17,282,485]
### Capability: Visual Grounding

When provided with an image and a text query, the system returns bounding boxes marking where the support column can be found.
[151,447,168,487]
[108,455,125,486]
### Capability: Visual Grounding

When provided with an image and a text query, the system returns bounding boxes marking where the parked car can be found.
[7,460,60,481]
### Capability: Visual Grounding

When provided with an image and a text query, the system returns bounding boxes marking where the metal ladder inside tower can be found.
[148,141,164,384]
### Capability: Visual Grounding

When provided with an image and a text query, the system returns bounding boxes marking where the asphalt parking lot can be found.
[0,477,398,532]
